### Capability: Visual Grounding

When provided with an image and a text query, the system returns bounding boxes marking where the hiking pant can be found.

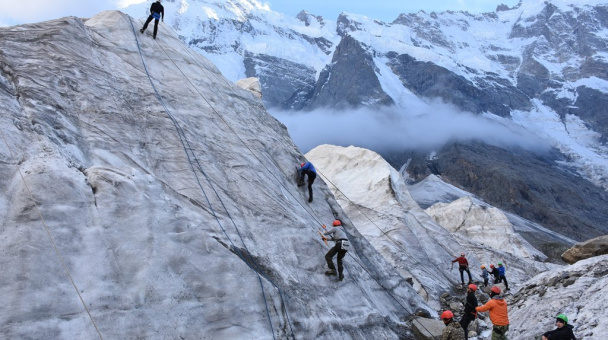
[492,325,509,340]
[500,275,509,290]
[300,170,316,201]
[460,312,476,340]
[142,15,160,38]
[459,266,472,284]
[325,242,347,275]
[483,277,489,287]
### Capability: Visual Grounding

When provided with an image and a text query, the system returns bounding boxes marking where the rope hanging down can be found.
[125,14,293,340]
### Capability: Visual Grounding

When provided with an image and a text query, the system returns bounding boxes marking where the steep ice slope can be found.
[306,145,553,306]
[0,11,431,339]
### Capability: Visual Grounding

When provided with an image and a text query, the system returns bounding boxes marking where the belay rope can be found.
[125,14,294,340]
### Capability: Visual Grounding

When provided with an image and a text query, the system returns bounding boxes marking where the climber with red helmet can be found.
[476,286,510,340]
[489,263,501,284]
[297,161,317,202]
[542,313,577,340]
[441,310,466,340]
[451,253,472,286]
[321,219,349,281]
[460,284,478,340]
[140,0,164,39]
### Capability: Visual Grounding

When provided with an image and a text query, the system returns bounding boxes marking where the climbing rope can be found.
[150,18,441,337]
[125,14,288,339]
[0,128,104,339]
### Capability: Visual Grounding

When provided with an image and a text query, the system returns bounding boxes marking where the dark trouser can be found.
[493,275,501,284]
[325,242,347,275]
[142,15,160,37]
[460,312,476,340]
[300,171,316,201]
[500,275,509,290]
[459,266,472,284]
[483,277,489,286]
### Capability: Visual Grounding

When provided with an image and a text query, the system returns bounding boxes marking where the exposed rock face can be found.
[243,52,315,109]
[562,235,608,264]
[385,52,531,117]
[400,143,608,242]
[306,35,394,109]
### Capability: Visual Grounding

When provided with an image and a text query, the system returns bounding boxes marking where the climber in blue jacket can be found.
[298,161,316,202]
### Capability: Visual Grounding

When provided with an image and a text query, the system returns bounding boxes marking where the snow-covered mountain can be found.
[123,0,608,246]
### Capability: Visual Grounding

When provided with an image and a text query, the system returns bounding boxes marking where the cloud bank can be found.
[270,101,552,154]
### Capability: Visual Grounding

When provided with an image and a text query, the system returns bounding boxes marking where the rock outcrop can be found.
[562,235,608,264]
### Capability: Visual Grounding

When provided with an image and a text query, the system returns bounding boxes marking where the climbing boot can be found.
[139,29,144,33]
[325,269,337,276]
[308,197,313,203]
[339,274,344,281]
[297,181,305,187]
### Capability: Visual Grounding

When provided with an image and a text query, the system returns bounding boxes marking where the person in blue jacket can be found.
[140,0,164,39]
[298,161,316,202]
[497,262,509,291]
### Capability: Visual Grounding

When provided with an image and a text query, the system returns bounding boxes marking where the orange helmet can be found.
[441,310,454,320]
[481,265,486,269]
[332,220,341,226]
[468,284,478,292]
[491,286,501,294]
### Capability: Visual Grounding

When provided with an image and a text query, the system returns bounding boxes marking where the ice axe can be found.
[318,230,328,246]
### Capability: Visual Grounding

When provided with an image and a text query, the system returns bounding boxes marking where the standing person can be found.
[321,219,349,281]
[489,264,501,284]
[476,286,510,340]
[481,265,489,287]
[460,284,478,340]
[497,262,509,291]
[140,0,164,39]
[452,253,472,285]
[440,310,466,340]
[542,314,576,340]
[298,161,317,202]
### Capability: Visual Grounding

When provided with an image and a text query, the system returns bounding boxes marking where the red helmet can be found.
[468,284,477,292]
[460,253,465,256]
[441,310,454,320]
[300,162,306,167]
[490,264,495,268]
[332,220,341,226]
[491,286,501,294]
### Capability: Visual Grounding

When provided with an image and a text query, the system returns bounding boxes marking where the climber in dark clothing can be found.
[542,314,577,340]
[298,161,316,202]
[460,284,478,340]
[489,264,501,284]
[140,0,164,39]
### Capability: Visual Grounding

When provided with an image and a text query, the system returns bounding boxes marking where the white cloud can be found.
[270,102,551,154]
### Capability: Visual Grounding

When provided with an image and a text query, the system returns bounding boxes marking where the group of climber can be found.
[453,254,509,291]
[139,0,164,39]
[442,253,576,340]
[297,161,576,339]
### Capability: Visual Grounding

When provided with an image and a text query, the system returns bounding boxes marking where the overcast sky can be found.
[0,0,520,27]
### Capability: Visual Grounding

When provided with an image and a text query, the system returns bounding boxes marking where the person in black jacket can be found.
[489,264,501,284]
[460,284,478,340]
[542,314,576,340]
[140,0,164,39]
